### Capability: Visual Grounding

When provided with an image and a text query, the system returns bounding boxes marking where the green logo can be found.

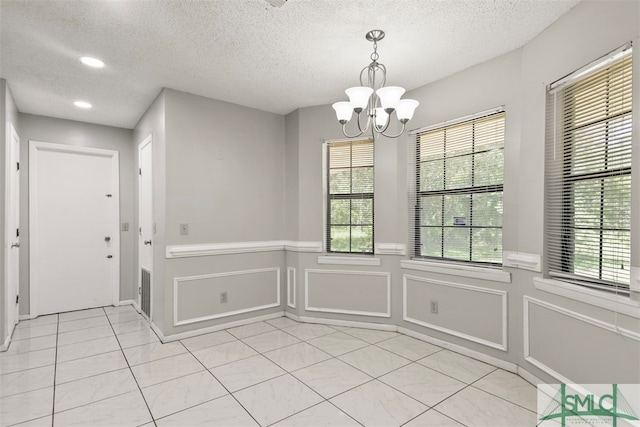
[539,384,639,427]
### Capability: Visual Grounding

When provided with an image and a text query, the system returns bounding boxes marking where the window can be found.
[325,139,374,254]
[410,110,505,265]
[545,45,632,291]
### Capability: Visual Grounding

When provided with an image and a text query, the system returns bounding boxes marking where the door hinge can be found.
[16,228,19,237]
[138,287,142,295]
[16,295,19,304]
[16,162,19,171]
[139,168,142,176]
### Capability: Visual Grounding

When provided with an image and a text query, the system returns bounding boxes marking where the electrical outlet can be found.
[220,291,228,304]
[430,300,439,314]
[180,223,189,235]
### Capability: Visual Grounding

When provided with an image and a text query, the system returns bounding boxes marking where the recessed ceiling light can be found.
[79,56,105,68]
[74,101,92,109]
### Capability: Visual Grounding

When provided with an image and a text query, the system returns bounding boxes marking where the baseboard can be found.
[297,315,398,331]
[156,311,286,343]
[131,300,142,313]
[284,312,300,322]
[517,366,546,386]
[398,326,518,373]
[150,321,166,343]
[19,314,36,321]
[0,333,11,352]
[149,309,558,387]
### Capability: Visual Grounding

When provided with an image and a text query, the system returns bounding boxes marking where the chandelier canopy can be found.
[332,30,419,139]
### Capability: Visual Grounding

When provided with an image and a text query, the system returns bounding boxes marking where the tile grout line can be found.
[103,307,158,427]
[400,407,463,427]
[467,370,538,414]
[248,322,366,426]
[44,311,152,418]
[50,314,60,427]
[178,339,263,426]
[164,321,353,425]
[231,321,365,427]
[286,330,490,426]
[419,367,501,426]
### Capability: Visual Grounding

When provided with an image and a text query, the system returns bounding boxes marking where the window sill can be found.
[533,277,640,319]
[317,256,381,266]
[400,260,511,283]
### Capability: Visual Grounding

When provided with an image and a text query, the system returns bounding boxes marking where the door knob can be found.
[144,240,152,245]
[11,242,19,248]
[105,236,111,242]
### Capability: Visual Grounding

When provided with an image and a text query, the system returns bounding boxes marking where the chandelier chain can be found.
[370,40,379,62]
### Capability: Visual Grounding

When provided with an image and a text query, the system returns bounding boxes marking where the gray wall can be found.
[164,89,285,244]
[513,0,640,383]
[140,89,287,336]
[283,0,640,384]
[18,114,135,314]
[284,109,299,241]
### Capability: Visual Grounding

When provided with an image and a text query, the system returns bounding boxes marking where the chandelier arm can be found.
[377,63,386,88]
[373,115,391,134]
[359,65,371,86]
[341,122,366,139]
[356,111,372,134]
[380,121,407,139]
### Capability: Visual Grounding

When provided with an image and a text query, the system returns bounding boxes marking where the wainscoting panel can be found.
[403,275,507,351]
[287,267,296,308]
[305,269,391,317]
[524,296,640,384]
[173,267,280,326]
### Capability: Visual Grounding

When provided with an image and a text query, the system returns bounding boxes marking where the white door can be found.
[30,141,120,316]
[5,124,20,336]
[138,136,153,318]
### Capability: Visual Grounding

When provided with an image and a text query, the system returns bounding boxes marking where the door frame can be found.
[138,135,153,321]
[4,123,20,340]
[29,140,120,317]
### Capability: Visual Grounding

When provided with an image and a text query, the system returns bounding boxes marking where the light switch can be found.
[121,222,129,232]
[180,223,189,235]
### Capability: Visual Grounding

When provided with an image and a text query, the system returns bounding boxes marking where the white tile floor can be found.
[0,306,539,426]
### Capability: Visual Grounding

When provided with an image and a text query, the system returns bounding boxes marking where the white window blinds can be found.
[410,110,505,265]
[326,139,374,254]
[545,45,632,290]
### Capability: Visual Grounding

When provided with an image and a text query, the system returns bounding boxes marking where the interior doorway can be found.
[5,124,20,338]
[138,135,153,319]
[29,141,120,316]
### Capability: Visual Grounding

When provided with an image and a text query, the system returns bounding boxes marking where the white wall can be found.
[0,79,20,345]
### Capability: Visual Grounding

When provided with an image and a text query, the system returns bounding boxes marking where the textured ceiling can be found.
[0,0,581,129]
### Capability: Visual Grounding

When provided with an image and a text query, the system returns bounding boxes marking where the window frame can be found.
[409,108,506,267]
[323,138,375,255]
[545,44,633,293]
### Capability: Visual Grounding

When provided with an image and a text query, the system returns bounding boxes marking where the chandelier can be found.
[332,30,419,139]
